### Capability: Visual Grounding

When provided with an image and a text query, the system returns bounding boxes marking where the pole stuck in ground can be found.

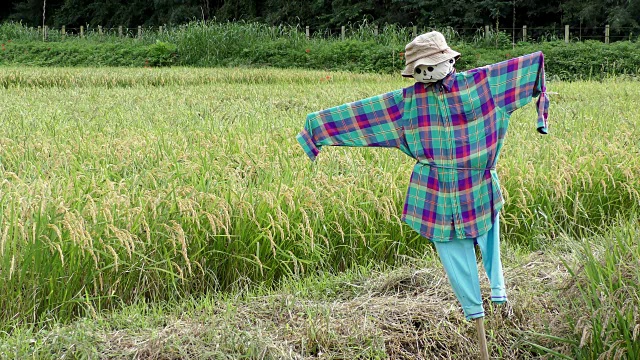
[476,317,490,360]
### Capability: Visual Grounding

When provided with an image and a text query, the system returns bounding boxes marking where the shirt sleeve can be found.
[486,51,549,134]
[296,89,407,161]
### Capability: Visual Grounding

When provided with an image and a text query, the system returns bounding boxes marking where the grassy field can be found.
[0,67,639,358]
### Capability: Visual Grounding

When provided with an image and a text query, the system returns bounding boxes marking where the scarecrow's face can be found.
[413,58,455,83]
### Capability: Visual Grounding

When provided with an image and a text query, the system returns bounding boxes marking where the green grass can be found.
[0,66,639,358]
[2,21,640,79]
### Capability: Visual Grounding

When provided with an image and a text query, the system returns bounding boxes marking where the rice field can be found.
[0,66,639,357]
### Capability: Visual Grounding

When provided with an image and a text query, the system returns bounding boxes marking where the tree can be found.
[9,0,64,26]
[0,0,638,37]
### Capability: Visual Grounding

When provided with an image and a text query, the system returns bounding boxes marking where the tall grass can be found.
[3,21,640,79]
[0,67,638,334]
[0,21,445,47]
[550,216,640,359]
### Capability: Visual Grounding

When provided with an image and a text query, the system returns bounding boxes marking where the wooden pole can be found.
[159,25,163,34]
[305,26,309,40]
[565,25,569,43]
[485,25,490,39]
[412,25,417,38]
[605,25,610,44]
[43,26,48,41]
[374,25,378,36]
[476,318,490,360]
[80,25,84,38]
[98,25,103,36]
[341,26,345,41]
[512,0,515,46]
[118,26,123,37]
[61,25,65,38]
[522,25,526,42]
[138,26,142,39]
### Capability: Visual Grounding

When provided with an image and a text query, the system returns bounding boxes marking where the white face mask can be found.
[412,58,455,83]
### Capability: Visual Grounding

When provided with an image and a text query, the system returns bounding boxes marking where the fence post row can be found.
[30,24,622,45]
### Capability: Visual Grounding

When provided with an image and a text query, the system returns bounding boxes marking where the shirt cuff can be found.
[296,128,321,161]
[536,92,549,134]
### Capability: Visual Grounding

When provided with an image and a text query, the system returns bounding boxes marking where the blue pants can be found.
[432,214,507,320]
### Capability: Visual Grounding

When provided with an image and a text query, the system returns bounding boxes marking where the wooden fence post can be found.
[341,25,345,40]
[413,25,417,38]
[485,25,490,38]
[138,26,142,39]
[522,25,527,42]
[159,25,163,34]
[305,25,309,40]
[61,25,65,37]
[564,25,569,43]
[43,26,48,41]
[605,25,610,44]
[374,25,378,36]
[98,25,103,35]
[80,25,84,38]
[118,26,123,37]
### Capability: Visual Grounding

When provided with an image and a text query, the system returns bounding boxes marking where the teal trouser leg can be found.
[433,237,485,320]
[476,214,507,303]
[433,214,507,320]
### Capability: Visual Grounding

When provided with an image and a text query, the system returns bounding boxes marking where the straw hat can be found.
[401,31,461,78]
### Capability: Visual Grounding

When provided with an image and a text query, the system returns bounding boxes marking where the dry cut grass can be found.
[5,249,573,359]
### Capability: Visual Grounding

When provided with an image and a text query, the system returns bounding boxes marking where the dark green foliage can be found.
[1,0,639,36]
[0,39,177,67]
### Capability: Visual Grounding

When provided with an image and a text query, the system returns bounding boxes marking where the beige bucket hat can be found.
[401,31,461,78]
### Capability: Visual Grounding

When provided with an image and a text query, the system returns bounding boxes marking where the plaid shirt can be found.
[297,52,549,241]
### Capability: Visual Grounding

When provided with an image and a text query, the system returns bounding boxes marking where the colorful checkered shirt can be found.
[297,52,549,241]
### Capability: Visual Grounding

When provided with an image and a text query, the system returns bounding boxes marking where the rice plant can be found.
[0,67,638,339]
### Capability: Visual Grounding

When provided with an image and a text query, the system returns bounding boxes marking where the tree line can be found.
[0,1,638,33]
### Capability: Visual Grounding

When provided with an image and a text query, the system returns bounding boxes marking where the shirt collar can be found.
[440,69,456,91]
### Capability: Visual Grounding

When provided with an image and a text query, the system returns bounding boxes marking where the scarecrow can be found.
[296,31,549,358]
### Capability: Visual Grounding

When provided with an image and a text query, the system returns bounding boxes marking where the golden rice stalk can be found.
[108,224,132,259]
[170,220,192,276]
[172,261,185,282]
[104,244,119,273]
[266,213,279,257]
[9,255,15,281]
[299,207,314,251]
[1,225,9,257]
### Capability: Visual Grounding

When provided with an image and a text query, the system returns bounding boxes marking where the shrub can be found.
[2,21,640,80]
